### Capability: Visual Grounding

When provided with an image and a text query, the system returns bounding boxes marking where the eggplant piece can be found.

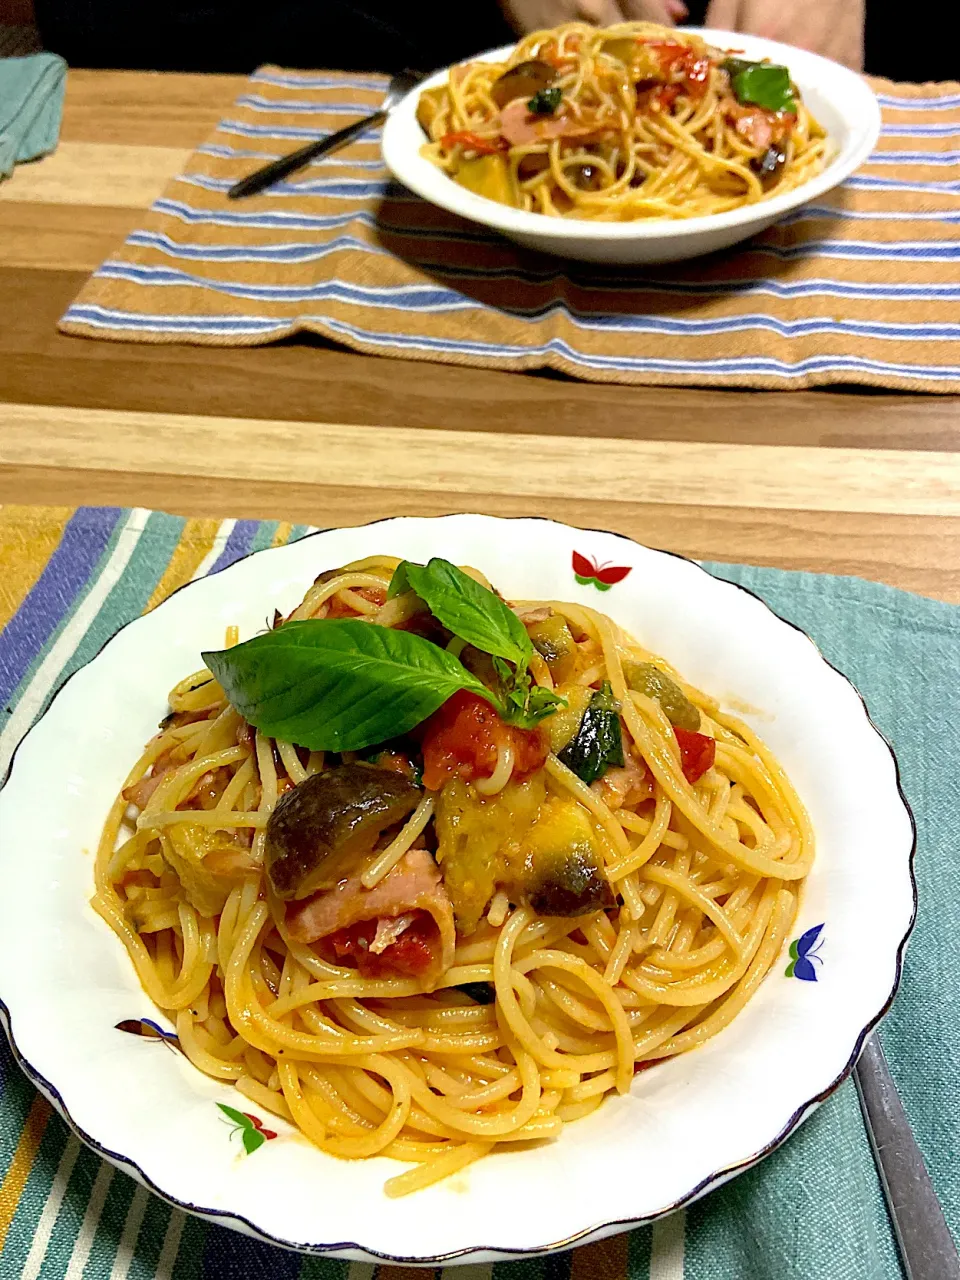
[490,59,556,109]
[523,800,615,917]
[527,613,577,682]
[266,764,420,900]
[557,681,624,784]
[750,143,787,189]
[457,981,496,1004]
[568,162,604,191]
[623,662,700,732]
[517,152,551,182]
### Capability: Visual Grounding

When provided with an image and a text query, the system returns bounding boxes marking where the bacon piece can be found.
[122,752,178,809]
[498,98,614,147]
[733,108,772,151]
[286,847,456,984]
[593,754,654,811]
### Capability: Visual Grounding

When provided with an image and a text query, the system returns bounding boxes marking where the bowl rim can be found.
[0,516,917,1263]
[382,28,882,243]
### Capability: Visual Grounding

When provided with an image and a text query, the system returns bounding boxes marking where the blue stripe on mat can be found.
[0,508,123,709]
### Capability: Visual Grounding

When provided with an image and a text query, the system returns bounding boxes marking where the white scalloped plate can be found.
[0,515,916,1264]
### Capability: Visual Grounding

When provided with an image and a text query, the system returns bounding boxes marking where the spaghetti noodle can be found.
[417,22,828,220]
[94,554,813,1196]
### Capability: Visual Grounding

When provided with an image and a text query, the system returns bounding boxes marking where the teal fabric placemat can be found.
[0,49,66,179]
[0,506,956,1280]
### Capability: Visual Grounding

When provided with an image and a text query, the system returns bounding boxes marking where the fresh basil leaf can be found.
[557,681,624,784]
[723,59,795,113]
[525,685,567,722]
[721,56,753,79]
[386,562,412,600]
[491,655,566,728]
[203,619,494,753]
[392,558,532,669]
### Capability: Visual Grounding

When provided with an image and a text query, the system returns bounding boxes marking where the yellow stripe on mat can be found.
[0,1094,52,1252]
[145,517,227,612]
[0,506,74,632]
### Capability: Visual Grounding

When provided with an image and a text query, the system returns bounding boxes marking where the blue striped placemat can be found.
[56,70,960,391]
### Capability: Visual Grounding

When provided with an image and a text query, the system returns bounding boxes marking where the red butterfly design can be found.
[572,551,632,591]
[243,1112,278,1141]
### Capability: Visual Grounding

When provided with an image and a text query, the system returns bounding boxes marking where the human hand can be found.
[500,0,688,37]
[703,0,864,71]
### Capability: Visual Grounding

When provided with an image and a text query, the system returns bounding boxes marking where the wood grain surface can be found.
[1,70,959,600]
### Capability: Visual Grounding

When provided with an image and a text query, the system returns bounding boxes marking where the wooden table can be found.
[2,70,960,601]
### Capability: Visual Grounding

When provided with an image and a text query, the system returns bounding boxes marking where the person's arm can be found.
[703,0,864,70]
[500,0,688,36]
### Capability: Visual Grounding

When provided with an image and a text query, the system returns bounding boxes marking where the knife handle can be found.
[228,109,386,199]
[854,1035,960,1280]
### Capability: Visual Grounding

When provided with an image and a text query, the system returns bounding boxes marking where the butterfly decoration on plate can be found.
[115,1017,182,1054]
[572,551,632,591]
[785,923,825,982]
[217,1103,278,1154]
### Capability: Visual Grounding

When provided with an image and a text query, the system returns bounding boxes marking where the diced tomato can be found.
[653,84,682,111]
[440,131,507,155]
[418,689,548,792]
[318,912,437,978]
[673,727,716,784]
[326,586,387,618]
[371,750,418,782]
[642,41,711,102]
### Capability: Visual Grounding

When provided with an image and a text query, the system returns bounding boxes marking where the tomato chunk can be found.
[674,726,716,784]
[419,689,548,791]
[326,586,386,618]
[318,912,437,978]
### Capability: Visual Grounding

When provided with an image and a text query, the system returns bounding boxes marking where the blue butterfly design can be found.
[785,924,824,982]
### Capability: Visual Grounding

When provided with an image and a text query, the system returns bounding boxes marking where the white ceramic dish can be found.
[0,515,915,1264]
[382,30,881,264]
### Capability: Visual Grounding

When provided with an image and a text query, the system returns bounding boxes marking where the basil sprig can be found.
[389,557,532,668]
[204,559,566,753]
[722,58,796,114]
[528,86,562,116]
[203,619,494,752]
[389,558,563,728]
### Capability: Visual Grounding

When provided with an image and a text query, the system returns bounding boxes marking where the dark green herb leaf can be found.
[493,655,566,729]
[242,1128,266,1155]
[528,86,562,115]
[390,558,532,668]
[386,562,412,600]
[525,685,567,723]
[203,619,494,753]
[557,680,624,784]
[457,981,496,1004]
[722,58,795,113]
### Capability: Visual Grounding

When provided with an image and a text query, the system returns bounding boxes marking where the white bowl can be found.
[382,31,881,264]
[0,515,915,1264]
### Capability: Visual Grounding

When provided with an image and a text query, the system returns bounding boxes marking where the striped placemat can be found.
[56,69,960,392]
[2,503,959,1278]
